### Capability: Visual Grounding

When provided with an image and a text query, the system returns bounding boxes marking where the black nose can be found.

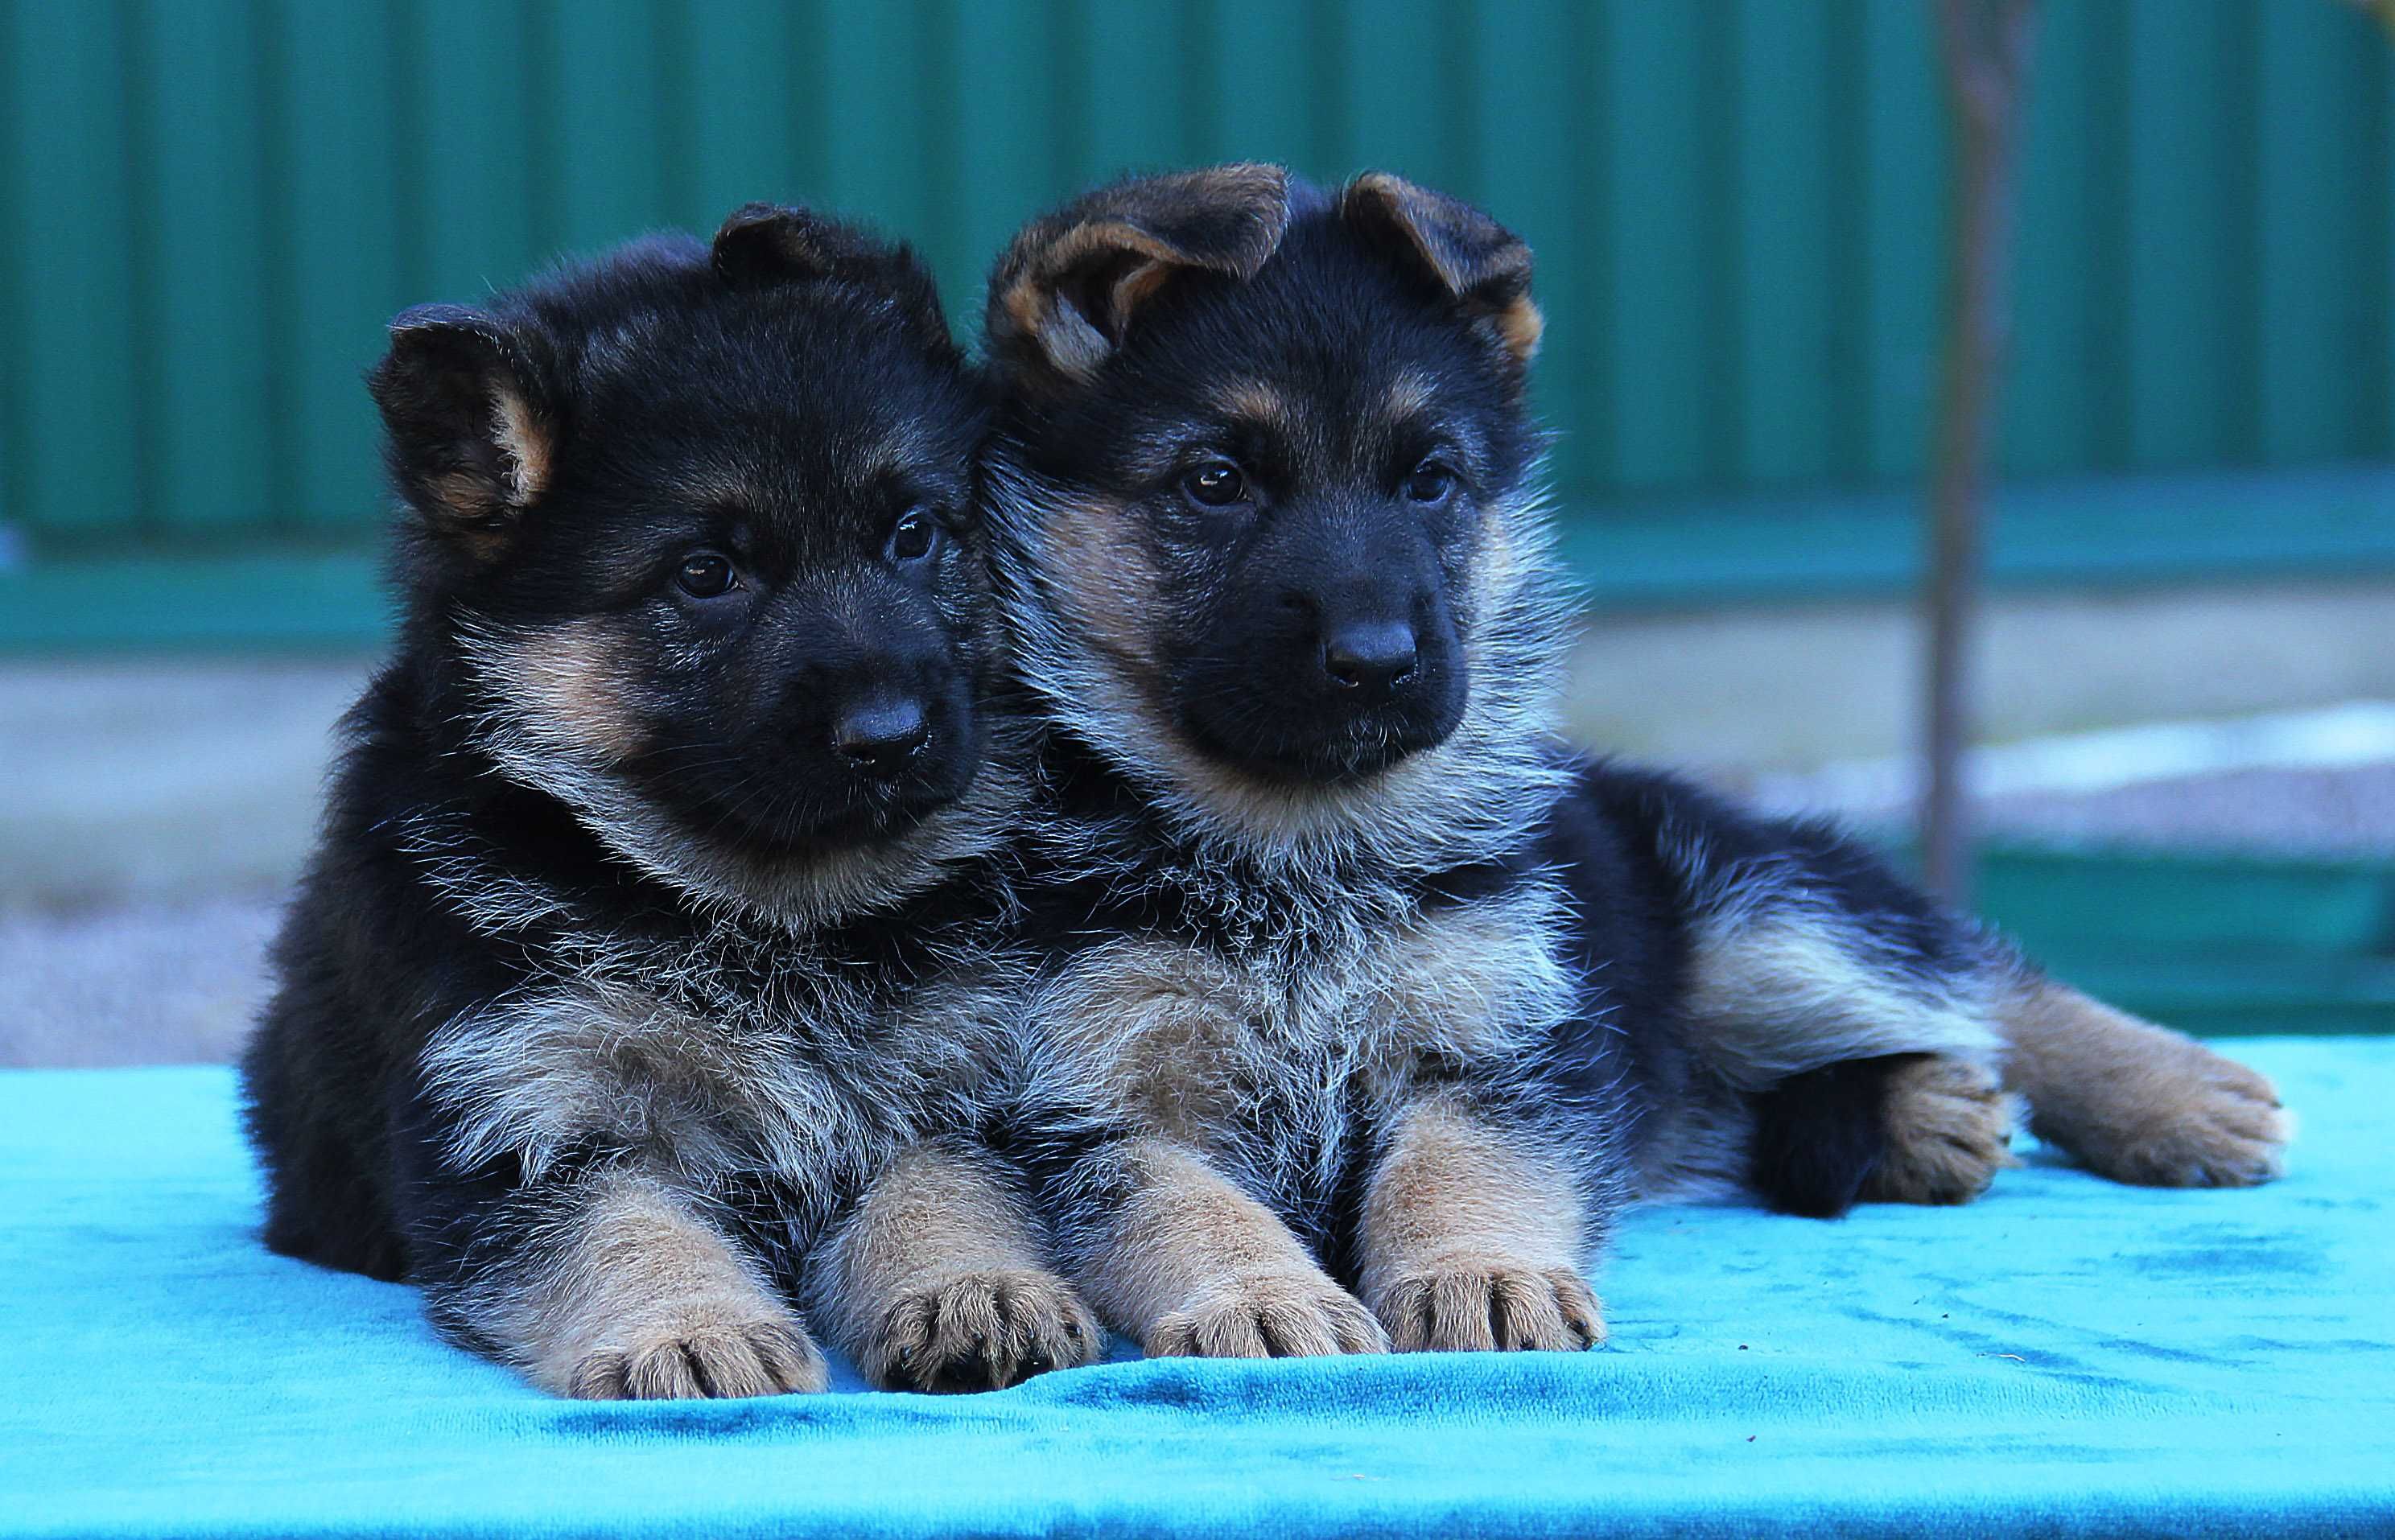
[832,694,929,771]
[1322,620,1420,694]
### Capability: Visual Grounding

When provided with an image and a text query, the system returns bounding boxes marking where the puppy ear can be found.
[987,163,1292,384]
[1339,172,1543,365]
[711,201,955,360]
[369,304,557,547]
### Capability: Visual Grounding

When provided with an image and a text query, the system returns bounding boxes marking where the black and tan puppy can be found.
[241,207,1098,1398]
[979,165,2290,1358]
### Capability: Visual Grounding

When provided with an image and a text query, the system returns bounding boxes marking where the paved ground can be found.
[2,658,365,1068]
[1,658,363,911]
[1,898,279,1068]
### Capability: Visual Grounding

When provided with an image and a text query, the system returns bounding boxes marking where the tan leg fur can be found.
[815,1142,1101,1392]
[1861,1054,2021,1204]
[509,1167,826,1400]
[2001,978,2292,1187]
[1356,1096,1603,1353]
[1082,1138,1386,1358]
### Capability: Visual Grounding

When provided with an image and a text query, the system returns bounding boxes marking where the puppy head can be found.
[985,168,1564,856]
[374,206,1004,919]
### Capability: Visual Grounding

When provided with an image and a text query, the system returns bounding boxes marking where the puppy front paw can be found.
[1371,1258,1604,1353]
[567,1306,827,1400]
[2060,1042,2292,1188]
[1148,1272,1388,1358]
[864,1267,1103,1392]
[1865,1054,2018,1204]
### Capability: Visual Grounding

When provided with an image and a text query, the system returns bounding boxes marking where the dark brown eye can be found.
[1403,462,1458,504]
[1182,462,1248,508]
[675,550,736,598]
[888,507,941,563]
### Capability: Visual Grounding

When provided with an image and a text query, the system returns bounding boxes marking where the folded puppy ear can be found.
[711,201,955,360]
[370,305,557,548]
[1339,171,1543,365]
[987,163,1292,384]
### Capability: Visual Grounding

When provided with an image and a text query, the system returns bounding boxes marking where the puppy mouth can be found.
[642,754,979,857]
[1177,703,1449,787]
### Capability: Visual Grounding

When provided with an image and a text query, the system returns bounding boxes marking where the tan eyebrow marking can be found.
[1207,379,1295,430]
[1378,368,1439,427]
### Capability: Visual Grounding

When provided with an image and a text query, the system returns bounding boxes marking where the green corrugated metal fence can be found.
[2,0,2392,556]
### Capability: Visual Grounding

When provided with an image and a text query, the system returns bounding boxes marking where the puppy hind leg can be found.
[1999,978,2290,1188]
[1601,771,2019,1207]
[812,1139,1101,1393]
[1746,1057,1895,1217]
[1355,1094,1603,1353]
[1690,906,2018,1209]
[1746,1052,2020,1216]
[1861,1052,2019,1204]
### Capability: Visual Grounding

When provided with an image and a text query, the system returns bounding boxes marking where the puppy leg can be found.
[431,1165,827,1399]
[1355,1094,1602,1353]
[1684,908,2019,1209]
[1860,1054,2019,1205]
[1070,1137,1386,1358]
[814,1140,1101,1393]
[2000,978,2290,1187]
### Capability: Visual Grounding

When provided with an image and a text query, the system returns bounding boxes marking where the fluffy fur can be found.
[983,168,1628,1355]
[979,165,2292,1360]
[240,208,1096,1398]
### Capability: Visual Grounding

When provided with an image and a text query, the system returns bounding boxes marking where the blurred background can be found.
[2,0,2392,1065]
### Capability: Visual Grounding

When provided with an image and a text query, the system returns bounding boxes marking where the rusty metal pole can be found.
[1923,0,2038,911]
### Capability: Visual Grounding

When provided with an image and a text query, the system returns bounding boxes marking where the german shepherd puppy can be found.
[241,206,1099,1398]
[979,165,2291,1357]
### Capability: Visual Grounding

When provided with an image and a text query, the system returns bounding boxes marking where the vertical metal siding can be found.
[2,0,2391,548]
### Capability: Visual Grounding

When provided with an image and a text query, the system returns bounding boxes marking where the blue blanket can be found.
[2,1038,2389,1538]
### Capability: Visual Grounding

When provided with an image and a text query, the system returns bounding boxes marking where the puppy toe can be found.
[571,1307,826,1401]
[1865,1055,2018,1206]
[1375,1257,1602,1354]
[1144,1273,1386,1360]
[868,1269,1102,1392]
[2063,1044,2294,1188]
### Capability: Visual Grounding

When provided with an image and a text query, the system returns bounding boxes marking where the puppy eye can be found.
[675,550,737,599]
[1402,461,1459,504]
[1181,462,1249,508]
[887,507,942,563]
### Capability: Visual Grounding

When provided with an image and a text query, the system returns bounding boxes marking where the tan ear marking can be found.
[987,163,1294,384]
[1494,297,1544,364]
[372,305,559,545]
[1343,171,1477,295]
[1003,221,1198,381]
[492,386,551,507]
[1339,171,1541,367]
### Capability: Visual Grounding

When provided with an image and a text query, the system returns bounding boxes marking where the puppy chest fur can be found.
[422,935,1028,1233]
[1027,881,1574,1217]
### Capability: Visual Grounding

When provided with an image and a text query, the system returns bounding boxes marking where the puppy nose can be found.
[832,695,929,770]
[1323,620,1420,694]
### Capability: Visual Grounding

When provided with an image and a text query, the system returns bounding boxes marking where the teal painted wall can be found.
[2,0,2391,552]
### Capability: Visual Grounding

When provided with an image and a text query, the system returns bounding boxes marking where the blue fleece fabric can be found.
[1,1037,2389,1539]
